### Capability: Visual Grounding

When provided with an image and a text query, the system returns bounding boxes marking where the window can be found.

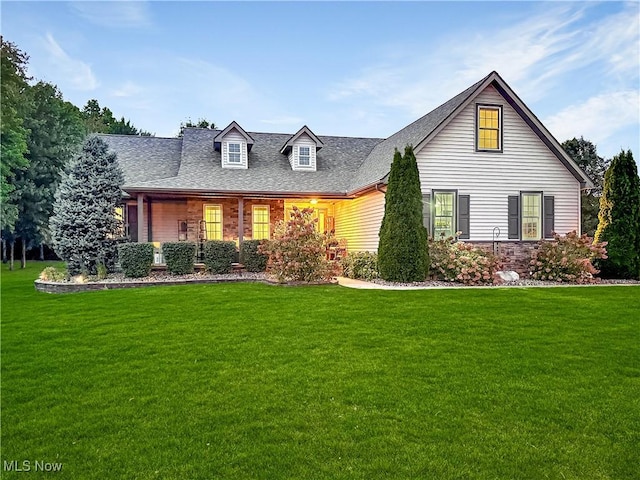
[228,142,241,163]
[299,146,310,166]
[477,105,502,151]
[203,205,222,240]
[112,205,126,238]
[521,193,542,241]
[434,192,456,239]
[252,206,270,240]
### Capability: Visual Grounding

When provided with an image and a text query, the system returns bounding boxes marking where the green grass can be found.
[2,262,639,479]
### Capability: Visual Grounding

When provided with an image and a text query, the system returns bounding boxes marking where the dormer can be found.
[214,121,254,169]
[280,126,324,172]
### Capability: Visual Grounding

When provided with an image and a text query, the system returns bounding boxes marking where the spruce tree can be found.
[594,149,640,279]
[378,146,429,282]
[50,135,124,275]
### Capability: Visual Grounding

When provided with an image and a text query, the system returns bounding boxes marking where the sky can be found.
[2,1,639,161]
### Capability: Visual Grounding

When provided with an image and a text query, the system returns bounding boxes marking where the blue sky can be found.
[2,1,639,160]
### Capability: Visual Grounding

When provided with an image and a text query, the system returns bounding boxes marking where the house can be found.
[101,71,593,274]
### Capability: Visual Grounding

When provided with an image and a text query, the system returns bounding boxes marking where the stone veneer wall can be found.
[472,241,538,278]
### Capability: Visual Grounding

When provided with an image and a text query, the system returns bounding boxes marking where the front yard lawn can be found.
[2,263,639,479]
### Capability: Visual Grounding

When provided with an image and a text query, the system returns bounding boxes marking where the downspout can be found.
[147,198,153,242]
[137,194,144,244]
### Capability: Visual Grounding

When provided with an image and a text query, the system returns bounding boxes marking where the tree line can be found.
[0,37,153,269]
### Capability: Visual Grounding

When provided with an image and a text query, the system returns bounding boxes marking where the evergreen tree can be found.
[50,135,124,275]
[594,149,640,279]
[562,137,610,236]
[378,146,429,282]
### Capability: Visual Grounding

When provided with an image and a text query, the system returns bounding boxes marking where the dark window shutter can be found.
[544,195,554,238]
[422,194,431,236]
[508,195,520,239]
[458,195,470,239]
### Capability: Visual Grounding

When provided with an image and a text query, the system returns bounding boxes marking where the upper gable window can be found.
[299,146,311,166]
[477,105,502,152]
[228,142,241,164]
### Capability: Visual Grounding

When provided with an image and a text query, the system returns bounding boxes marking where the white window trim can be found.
[433,191,457,240]
[203,204,223,241]
[227,142,242,164]
[298,146,311,166]
[252,205,270,240]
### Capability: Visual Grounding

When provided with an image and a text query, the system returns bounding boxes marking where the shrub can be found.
[203,240,237,274]
[240,240,268,272]
[39,266,68,282]
[259,206,337,283]
[594,149,640,279]
[118,242,154,278]
[429,237,502,285]
[378,146,429,282]
[162,242,196,275]
[529,231,607,283]
[341,252,379,281]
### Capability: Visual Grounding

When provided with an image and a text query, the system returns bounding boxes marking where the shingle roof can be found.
[100,71,592,197]
[348,73,490,191]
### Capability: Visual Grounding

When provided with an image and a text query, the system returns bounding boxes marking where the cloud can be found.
[328,3,639,115]
[111,81,143,98]
[42,33,99,91]
[544,90,640,148]
[259,116,304,129]
[68,1,151,28]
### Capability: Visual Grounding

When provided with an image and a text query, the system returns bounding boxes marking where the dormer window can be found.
[214,121,254,169]
[228,142,241,164]
[299,146,311,166]
[280,125,324,172]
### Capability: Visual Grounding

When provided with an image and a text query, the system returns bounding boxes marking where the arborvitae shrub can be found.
[378,146,429,282]
[240,240,268,272]
[594,149,640,279]
[162,242,196,275]
[118,242,154,278]
[203,240,237,274]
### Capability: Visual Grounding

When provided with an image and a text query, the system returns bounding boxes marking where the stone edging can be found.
[34,277,338,294]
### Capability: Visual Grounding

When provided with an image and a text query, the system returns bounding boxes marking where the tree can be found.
[594,149,640,279]
[81,99,151,136]
[50,135,124,275]
[1,37,30,233]
[562,137,610,237]
[178,118,217,137]
[12,81,85,268]
[377,146,429,282]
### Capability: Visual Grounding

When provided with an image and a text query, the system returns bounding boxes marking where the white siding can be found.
[288,133,317,171]
[150,201,187,243]
[416,85,581,241]
[221,130,248,169]
[334,191,385,252]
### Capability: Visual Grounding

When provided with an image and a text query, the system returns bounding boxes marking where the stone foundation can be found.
[471,241,538,278]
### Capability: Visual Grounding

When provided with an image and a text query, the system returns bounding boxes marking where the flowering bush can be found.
[529,231,607,283]
[259,207,337,283]
[429,236,502,285]
[340,252,379,281]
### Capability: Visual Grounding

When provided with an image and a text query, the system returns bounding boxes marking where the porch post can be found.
[137,193,144,243]
[238,197,244,246]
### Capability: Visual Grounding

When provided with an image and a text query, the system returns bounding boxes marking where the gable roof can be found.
[350,71,593,191]
[100,71,593,198]
[280,125,325,154]
[214,121,255,151]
